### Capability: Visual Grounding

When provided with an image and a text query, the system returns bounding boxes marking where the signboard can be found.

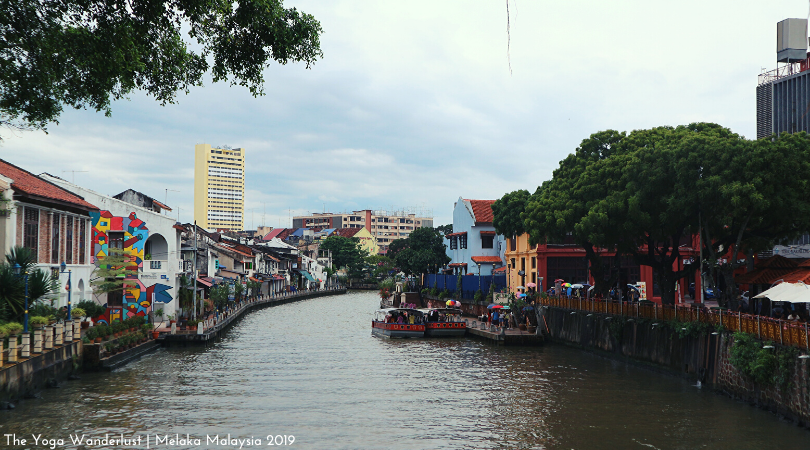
[636,282,647,301]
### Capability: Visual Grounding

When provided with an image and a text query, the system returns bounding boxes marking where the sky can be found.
[0,0,806,228]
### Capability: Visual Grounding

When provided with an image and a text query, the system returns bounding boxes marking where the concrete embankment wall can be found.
[541,306,810,426]
[0,340,82,403]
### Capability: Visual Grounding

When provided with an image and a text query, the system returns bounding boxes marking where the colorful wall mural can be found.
[89,210,173,324]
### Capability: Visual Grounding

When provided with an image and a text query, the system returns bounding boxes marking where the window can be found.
[24,208,39,255]
[65,216,74,264]
[109,232,125,249]
[511,258,516,269]
[532,257,536,269]
[521,258,526,271]
[460,234,467,249]
[51,213,60,264]
[107,290,123,307]
[510,236,516,251]
[481,235,494,249]
[79,219,86,264]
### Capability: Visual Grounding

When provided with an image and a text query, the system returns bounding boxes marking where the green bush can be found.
[29,316,49,327]
[70,307,86,319]
[76,300,105,318]
[85,327,98,340]
[474,289,484,304]
[4,322,23,335]
[728,332,797,388]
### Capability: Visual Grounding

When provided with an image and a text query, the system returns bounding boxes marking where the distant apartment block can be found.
[293,210,433,254]
[194,144,245,231]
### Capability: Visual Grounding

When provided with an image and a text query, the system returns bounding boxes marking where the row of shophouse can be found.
[442,195,706,304]
[441,194,810,304]
[0,158,332,325]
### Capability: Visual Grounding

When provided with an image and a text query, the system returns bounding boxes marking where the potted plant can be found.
[167,314,176,325]
[70,307,86,325]
[5,322,23,337]
[187,319,199,331]
[155,308,164,322]
[29,316,49,329]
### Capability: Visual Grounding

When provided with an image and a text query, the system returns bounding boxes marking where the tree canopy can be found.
[392,227,450,275]
[319,235,365,277]
[520,123,810,305]
[492,189,530,238]
[1,0,323,137]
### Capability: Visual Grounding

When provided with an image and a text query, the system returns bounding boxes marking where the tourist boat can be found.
[372,308,425,338]
[422,308,467,337]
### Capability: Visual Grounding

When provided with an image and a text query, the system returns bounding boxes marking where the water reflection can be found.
[1,291,808,449]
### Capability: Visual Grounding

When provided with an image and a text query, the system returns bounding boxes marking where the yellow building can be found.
[331,227,378,256]
[194,144,245,231]
[504,233,539,294]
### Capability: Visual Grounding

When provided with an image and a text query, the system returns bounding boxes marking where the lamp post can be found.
[12,263,29,333]
[60,261,72,321]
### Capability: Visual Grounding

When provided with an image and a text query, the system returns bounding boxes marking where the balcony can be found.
[142,259,168,273]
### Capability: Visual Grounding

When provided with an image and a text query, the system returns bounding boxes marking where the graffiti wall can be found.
[89,210,173,324]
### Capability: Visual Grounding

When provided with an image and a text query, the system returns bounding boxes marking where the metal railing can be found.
[543,296,810,349]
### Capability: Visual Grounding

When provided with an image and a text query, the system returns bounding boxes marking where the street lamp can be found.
[12,263,29,333]
[60,261,72,321]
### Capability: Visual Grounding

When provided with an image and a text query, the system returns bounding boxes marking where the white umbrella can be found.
[570,284,584,289]
[754,282,810,303]
[516,286,526,290]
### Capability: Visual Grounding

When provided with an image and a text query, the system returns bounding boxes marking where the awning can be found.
[196,278,213,287]
[448,263,467,268]
[446,232,467,238]
[479,230,496,236]
[471,255,502,264]
[249,276,261,283]
[754,282,810,303]
[300,270,317,282]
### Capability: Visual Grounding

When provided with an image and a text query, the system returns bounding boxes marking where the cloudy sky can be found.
[0,0,804,227]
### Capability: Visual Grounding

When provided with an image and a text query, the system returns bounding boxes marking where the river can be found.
[1,291,808,449]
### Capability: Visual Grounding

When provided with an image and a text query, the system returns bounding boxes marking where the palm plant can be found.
[0,247,57,322]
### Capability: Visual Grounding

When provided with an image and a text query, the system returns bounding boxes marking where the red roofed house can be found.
[444,197,505,276]
[0,160,98,307]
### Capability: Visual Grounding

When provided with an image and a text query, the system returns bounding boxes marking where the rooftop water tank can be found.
[777,18,808,63]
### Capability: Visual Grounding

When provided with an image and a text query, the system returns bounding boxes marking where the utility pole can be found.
[193,220,198,321]
[165,189,180,215]
[62,170,88,183]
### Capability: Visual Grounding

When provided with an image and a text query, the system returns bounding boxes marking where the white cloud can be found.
[1,0,802,227]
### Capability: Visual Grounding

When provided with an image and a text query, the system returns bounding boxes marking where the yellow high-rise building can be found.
[194,144,245,231]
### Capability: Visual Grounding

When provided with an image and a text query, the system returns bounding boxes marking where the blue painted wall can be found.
[443,197,506,276]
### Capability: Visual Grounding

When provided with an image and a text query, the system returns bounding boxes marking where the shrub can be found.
[728,332,796,387]
[4,322,23,335]
[70,307,86,319]
[85,328,98,340]
[474,289,484,304]
[0,325,8,338]
[29,316,49,327]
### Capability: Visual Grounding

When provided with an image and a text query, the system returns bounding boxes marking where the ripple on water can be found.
[1,291,808,450]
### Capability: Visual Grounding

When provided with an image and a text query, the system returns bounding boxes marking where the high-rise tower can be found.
[194,144,245,231]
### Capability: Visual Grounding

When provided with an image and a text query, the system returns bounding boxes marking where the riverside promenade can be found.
[158,288,347,346]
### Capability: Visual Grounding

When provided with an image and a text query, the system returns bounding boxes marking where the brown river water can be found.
[1,291,808,449]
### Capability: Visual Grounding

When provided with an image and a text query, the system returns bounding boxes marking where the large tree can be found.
[526,123,810,305]
[393,227,450,275]
[523,129,628,297]
[319,235,364,276]
[492,189,530,238]
[1,0,323,137]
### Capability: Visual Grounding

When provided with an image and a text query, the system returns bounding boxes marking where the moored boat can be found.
[372,308,425,338]
[422,308,466,337]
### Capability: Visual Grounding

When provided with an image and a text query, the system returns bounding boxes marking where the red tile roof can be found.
[0,159,97,211]
[446,231,467,238]
[759,255,798,268]
[472,256,502,264]
[333,227,361,238]
[448,262,468,267]
[780,268,810,283]
[493,266,507,273]
[479,230,496,236]
[736,255,801,285]
[464,199,496,224]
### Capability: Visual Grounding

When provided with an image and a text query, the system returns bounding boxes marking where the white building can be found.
[42,175,183,324]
